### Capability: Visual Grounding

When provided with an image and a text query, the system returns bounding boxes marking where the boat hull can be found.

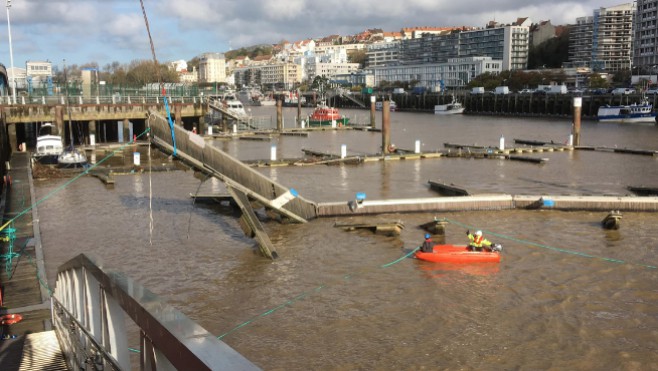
[308,118,349,127]
[415,244,501,263]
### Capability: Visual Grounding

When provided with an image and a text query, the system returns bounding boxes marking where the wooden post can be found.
[276,98,283,132]
[369,95,376,128]
[382,100,391,154]
[55,105,65,146]
[572,97,582,146]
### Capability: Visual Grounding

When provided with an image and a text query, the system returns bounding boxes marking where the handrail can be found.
[53,253,260,370]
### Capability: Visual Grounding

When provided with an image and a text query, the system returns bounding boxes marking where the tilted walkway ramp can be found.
[147,112,318,259]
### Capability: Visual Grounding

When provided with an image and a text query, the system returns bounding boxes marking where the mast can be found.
[63,59,74,149]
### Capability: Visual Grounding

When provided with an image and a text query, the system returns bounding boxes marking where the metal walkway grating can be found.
[18,331,67,371]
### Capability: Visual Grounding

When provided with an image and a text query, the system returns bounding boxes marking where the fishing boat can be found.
[597,97,657,123]
[33,123,63,165]
[307,101,349,127]
[415,244,502,263]
[434,100,465,114]
[375,100,397,111]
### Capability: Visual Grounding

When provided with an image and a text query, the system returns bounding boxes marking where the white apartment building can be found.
[399,20,530,71]
[305,57,360,82]
[569,3,635,71]
[198,53,226,83]
[367,56,503,90]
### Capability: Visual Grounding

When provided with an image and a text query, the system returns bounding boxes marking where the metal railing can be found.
[53,254,260,370]
[0,94,208,106]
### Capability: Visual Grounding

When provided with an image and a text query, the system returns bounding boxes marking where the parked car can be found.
[646,87,658,95]
[611,87,635,95]
[588,88,608,95]
[518,88,533,94]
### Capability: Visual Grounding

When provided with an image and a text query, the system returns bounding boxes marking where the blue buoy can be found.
[356,192,366,202]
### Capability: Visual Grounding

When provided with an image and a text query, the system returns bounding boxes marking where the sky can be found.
[0,0,632,70]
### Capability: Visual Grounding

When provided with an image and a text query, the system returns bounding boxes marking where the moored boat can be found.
[434,101,465,114]
[415,244,501,263]
[307,102,349,127]
[597,98,657,123]
[33,123,64,165]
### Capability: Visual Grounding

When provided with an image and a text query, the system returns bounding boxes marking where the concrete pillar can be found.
[174,104,182,126]
[55,106,65,145]
[572,97,582,146]
[88,121,97,145]
[124,119,131,144]
[382,100,391,154]
[370,96,376,128]
[276,98,283,132]
[5,108,16,152]
[222,115,229,133]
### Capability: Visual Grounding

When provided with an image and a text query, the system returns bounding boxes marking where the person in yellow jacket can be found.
[466,230,492,251]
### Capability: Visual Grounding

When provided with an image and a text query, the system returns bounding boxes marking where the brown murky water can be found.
[35,109,658,370]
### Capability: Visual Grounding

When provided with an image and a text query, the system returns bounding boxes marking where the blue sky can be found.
[0,0,629,70]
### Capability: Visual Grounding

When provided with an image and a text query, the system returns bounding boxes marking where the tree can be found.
[527,29,570,69]
[348,49,367,67]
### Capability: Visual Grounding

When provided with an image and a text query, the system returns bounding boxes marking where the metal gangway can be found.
[147,110,318,259]
[51,254,260,370]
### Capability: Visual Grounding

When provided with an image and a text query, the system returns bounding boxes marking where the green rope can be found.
[0,128,151,234]
[216,246,419,341]
[442,217,657,270]
[0,128,152,297]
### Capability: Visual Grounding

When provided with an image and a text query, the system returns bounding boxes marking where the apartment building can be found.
[398,20,530,71]
[368,56,503,90]
[569,3,634,71]
[198,53,227,83]
[365,41,400,67]
[634,0,658,70]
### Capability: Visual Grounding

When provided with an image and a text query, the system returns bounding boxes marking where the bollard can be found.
[568,134,573,147]
[208,125,213,135]
[270,145,277,162]
[232,124,237,134]
[341,144,347,159]
[133,151,141,166]
[415,140,421,154]
[301,119,306,129]
[90,134,96,146]
[499,135,505,151]
[332,119,337,128]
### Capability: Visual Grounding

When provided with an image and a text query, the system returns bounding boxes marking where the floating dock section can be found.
[317,194,658,216]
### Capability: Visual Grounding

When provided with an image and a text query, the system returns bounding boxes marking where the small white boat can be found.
[434,101,465,114]
[375,101,397,111]
[597,98,657,124]
[57,147,88,168]
[33,123,63,164]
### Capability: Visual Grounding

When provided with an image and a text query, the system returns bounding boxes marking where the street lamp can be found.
[6,0,16,104]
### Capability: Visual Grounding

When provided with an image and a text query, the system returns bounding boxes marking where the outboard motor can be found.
[491,243,503,253]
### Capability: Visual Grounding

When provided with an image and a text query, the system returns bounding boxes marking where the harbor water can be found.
[35,107,658,370]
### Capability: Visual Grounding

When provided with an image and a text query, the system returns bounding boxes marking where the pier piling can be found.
[572,97,582,146]
[370,96,376,128]
[382,100,391,154]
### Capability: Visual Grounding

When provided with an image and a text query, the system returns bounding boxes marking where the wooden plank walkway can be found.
[0,152,62,368]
